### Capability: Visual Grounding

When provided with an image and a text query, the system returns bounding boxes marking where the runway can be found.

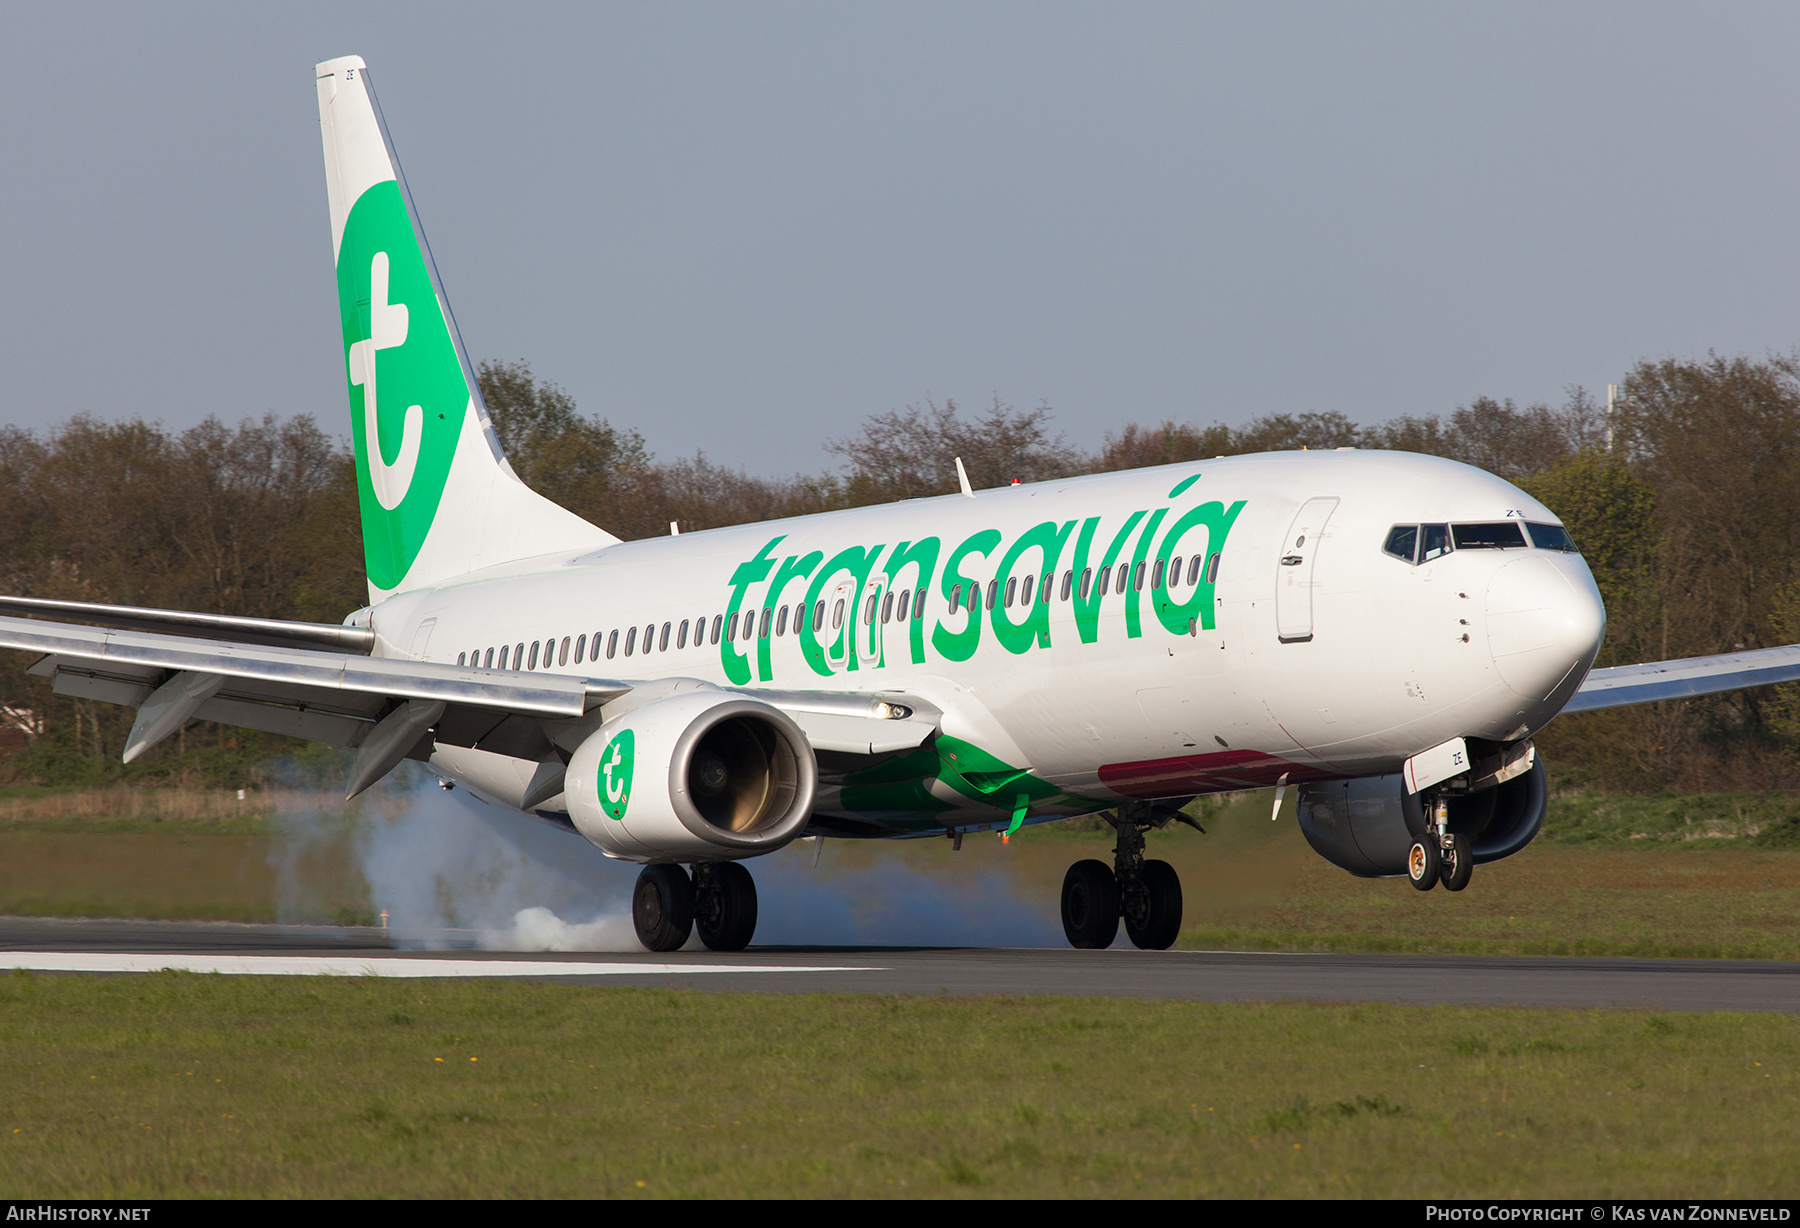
[2,916,1796,1013]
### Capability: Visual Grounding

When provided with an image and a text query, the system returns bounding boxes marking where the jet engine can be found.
[564,692,817,862]
[1294,756,1547,878]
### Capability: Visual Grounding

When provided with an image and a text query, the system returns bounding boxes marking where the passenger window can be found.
[1526,522,1576,552]
[776,606,789,637]
[625,627,636,656]
[760,608,773,639]
[1421,524,1452,562]
[1133,561,1146,591]
[1080,568,1092,598]
[727,612,740,641]
[794,601,806,632]
[744,612,756,642]
[659,622,671,651]
[1005,577,1019,608]
[457,652,466,666]
[882,591,894,623]
[986,579,999,609]
[607,630,618,659]
[1062,570,1074,601]
[1205,552,1221,584]
[863,595,877,625]
[484,647,495,668]
[947,584,961,613]
[575,634,586,664]
[515,642,525,669]
[813,601,825,632]
[1452,522,1527,550]
[559,636,570,666]
[915,587,926,618]
[678,620,689,649]
[1041,574,1052,604]
[1116,565,1129,595]
[832,599,845,628]
[711,615,723,645]
[1169,557,1183,588]
[1096,564,1111,596]
[528,641,540,670]
[1189,556,1203,585]
[896,589,910,622]
[1384,525,1419,564]
[1152,559,1166,590]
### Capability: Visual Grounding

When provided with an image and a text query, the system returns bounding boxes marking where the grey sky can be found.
[4,2,1798,477]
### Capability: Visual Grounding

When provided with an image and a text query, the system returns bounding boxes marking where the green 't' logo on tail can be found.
[337,181,470,591]
[599,729,635,821]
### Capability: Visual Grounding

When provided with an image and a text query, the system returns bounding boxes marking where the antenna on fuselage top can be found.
[955,457,975,498]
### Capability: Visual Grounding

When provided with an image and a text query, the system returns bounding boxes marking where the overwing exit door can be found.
[1276,497,1339,643]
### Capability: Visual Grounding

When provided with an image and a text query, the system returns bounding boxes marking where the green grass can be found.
[0,973,1794,1198]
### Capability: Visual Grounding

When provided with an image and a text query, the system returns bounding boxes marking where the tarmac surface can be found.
[3,916,1797,1012]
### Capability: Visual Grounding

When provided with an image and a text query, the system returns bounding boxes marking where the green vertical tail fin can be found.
[316,56,617,599]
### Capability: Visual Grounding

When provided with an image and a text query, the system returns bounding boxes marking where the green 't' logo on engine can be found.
[598,729,635,821]
[337,180,470,591]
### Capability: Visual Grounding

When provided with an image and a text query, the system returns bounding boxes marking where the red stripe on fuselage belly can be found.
[1097,749,1334,798]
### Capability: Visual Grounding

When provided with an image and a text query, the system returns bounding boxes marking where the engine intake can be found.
[1295,757,1547,878]
[565,692,817,862]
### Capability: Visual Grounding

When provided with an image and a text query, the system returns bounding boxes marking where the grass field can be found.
[2,786,1800,958]
[0,973,1795,1199]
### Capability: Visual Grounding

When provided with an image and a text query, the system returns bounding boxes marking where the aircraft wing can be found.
[1563,643,1800,714]
[0,614,938,793]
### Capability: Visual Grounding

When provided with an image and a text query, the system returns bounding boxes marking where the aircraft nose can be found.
[1485,553,1606,702]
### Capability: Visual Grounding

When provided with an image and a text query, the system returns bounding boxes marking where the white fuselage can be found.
[368,450,1605,837]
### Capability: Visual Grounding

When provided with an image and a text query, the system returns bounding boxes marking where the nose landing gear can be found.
[1059,800,1189,950]
[1408,792,1474,892]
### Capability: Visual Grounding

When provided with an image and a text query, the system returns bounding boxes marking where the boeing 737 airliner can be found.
[4,57,1797,953]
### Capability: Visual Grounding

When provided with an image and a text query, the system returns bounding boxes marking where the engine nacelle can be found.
[565,692,817,862]
[1295,757,1547,878]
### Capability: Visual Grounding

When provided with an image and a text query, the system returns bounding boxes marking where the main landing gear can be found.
[1407,791,1474,893]
[1060,801,1189,950]
[632,862,760,952]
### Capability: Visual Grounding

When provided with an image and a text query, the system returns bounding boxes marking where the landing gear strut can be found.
[1059,801,1186,950]
[1408,791,1474,893]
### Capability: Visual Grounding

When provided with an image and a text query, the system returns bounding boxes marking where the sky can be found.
[5,2,1800,477]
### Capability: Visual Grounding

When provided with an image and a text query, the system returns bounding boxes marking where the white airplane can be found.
[4,56,1797,953]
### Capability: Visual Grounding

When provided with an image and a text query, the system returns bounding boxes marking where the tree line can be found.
[4,354,1799,795]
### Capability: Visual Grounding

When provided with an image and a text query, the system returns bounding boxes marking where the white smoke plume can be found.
[271,773,1063,950]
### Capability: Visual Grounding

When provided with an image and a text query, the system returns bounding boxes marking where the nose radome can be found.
[1485,554,1606,701]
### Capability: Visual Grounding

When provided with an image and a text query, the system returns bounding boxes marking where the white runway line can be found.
[2,952,874,979]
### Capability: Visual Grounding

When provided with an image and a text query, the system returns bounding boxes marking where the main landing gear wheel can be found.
[1439,832,1473,892]
[633,864,695,952]
[693,862,759,951]
[1407,838,1440,891]
[1123,858,1183,950]
[1061,860,1120,949]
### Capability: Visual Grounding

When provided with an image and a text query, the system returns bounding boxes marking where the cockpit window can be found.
[1526,522,1578,552]
[1383,525,1418,563]
[1451,522,1528,550]
[1420,524,1452,562]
